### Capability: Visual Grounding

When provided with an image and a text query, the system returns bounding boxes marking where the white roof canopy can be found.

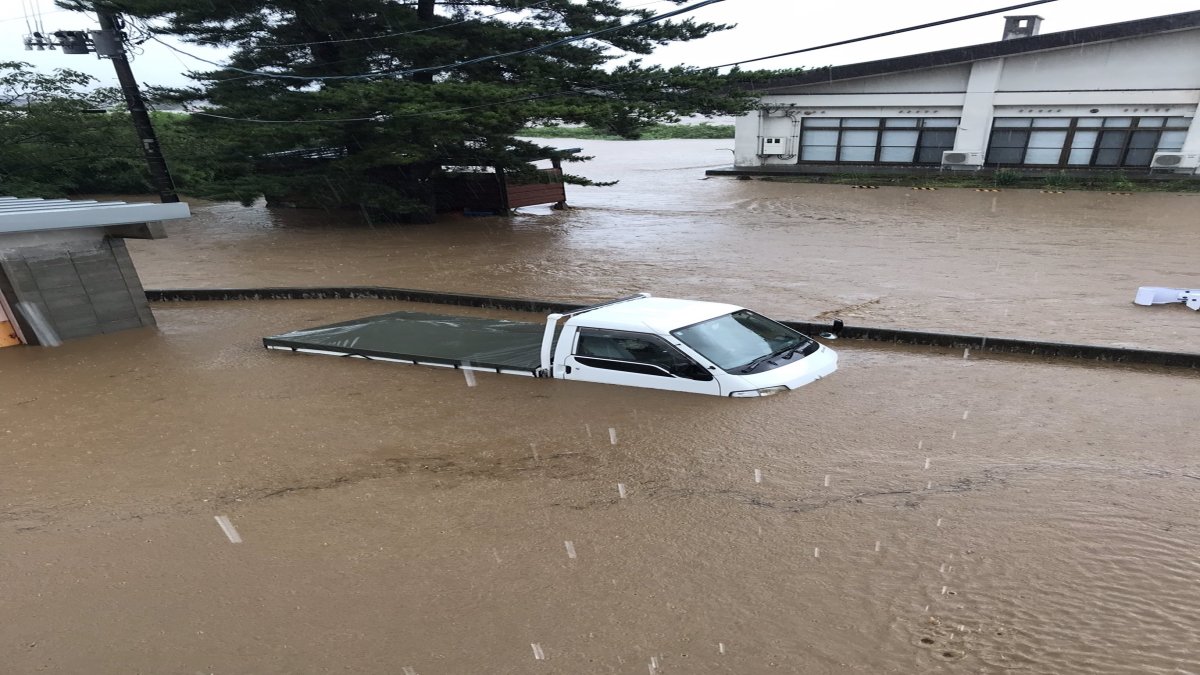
[0,197,190,234]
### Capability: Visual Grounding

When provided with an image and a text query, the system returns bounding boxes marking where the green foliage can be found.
[991,168,1022,186]
[1098,170,1135,191]
[1041,171,1077,189]
[86,0,761,218]
[522,122,734,140]
[0,61,143,196]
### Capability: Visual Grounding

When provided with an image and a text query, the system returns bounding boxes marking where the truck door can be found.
[563,328,722,396]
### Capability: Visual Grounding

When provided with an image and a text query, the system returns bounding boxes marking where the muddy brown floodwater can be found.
[128,139,1200,351]
[4,140,1200,674]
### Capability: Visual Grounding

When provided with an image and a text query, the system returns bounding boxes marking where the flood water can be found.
[130,139,1200,351]
[3,141,1200,674]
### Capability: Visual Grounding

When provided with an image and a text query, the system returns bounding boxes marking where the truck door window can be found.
[575,330,713,381]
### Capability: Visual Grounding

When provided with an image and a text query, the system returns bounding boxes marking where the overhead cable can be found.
[150,0,725,82]
[177,0,1059,124]
[709,0,1058,69]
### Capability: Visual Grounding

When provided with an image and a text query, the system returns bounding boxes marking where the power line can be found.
[186,92,565,124]
[148,0,725,82]
[0,7,68,24]
[182,0,1064,125]
[709,0,1058,70]
[261,1,552,49]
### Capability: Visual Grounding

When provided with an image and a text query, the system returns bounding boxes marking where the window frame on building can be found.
[797,117,960,165]
[984,116,1192,168]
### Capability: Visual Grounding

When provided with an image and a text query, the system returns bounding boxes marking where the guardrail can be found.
[145,286,1200,370]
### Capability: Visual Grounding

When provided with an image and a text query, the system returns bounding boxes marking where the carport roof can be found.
[0,197,190,234]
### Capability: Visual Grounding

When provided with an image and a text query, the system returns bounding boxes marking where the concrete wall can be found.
[996,32,1200,92]
[766,64,971,95]
[0,233,154,344]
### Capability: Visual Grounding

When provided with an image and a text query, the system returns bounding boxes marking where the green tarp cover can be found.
[264,310,546,372]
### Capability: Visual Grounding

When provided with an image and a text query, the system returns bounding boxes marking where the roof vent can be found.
[1002,15,1042,40]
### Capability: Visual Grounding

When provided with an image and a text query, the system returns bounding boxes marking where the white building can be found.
[722,11,1200,176]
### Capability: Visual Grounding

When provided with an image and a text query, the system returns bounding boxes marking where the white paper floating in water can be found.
[617,483,627,499]
[941,586,948,595]
[214,515,242,544]
[823,474,830,487]
[609,427,617,445]
[564,541,577,559]
[531,643,545,660]
[1134,286,1200,310]
[814,547,820,558]
[754,468,762,484]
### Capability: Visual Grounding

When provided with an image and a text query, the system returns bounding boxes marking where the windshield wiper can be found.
[739,340,806,373]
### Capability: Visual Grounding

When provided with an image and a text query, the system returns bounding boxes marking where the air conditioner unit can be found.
[1150,152,1200,169]
[941,150,984,167]
[759,137,789,155]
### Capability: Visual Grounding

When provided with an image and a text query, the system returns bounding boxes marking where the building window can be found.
[985,117,1191,167]
[799,118,959,164]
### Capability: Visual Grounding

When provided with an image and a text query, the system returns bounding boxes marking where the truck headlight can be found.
[729,386,788,398]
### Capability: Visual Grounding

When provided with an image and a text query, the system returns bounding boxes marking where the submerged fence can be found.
[145,286,1200,370]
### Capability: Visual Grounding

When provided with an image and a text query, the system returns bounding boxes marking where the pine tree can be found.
[62,0,756,220]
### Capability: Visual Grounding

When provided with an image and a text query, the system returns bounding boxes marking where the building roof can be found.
[749,10,1200,92]
[0,197,190,235]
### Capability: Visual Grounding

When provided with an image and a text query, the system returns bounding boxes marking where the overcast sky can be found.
[1,0,1197,89]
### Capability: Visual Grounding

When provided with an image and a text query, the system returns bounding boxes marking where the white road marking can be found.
[214,515,242,543]
[531,643,545,660]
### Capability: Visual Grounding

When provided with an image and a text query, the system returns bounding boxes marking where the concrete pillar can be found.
[1179,111,1200,175]
[733,111,762,167]
[953,58,1005,162]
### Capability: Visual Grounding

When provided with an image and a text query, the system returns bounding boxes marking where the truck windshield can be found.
[671,310,810,373]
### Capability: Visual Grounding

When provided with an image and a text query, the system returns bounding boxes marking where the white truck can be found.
[264,294,837,397]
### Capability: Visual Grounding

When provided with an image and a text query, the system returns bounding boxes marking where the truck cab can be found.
[543,296,837,397]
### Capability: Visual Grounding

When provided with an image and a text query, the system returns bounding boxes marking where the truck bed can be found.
[263,310,546,375]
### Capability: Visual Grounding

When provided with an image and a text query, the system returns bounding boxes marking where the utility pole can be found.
[23,11,179,203]
[94,11,178,203]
